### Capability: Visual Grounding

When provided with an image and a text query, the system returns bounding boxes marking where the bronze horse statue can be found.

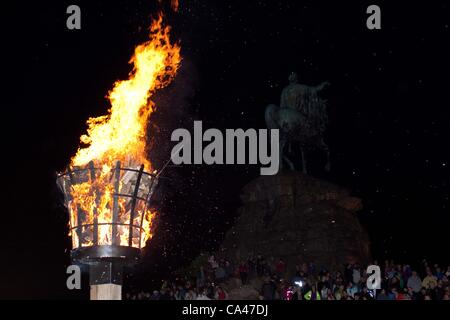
[265,73,330,174]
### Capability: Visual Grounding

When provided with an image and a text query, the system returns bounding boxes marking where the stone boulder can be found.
[220,171,371,273]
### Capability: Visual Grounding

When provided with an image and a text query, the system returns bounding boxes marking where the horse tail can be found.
[265,104,279,129]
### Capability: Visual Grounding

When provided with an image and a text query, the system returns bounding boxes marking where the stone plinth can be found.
[221,172,370,272]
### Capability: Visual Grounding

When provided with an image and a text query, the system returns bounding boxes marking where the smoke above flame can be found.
[64,14,181,249]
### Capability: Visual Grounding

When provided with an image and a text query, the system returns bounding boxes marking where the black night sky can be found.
[1,1,449,298]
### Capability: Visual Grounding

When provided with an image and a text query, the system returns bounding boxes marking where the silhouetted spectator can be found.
[422,270,438,289]
[149,290,160,300]
[215,286,228,300]
[215,265,226,281]
[196,289,211,300]
[238,261,249,285]
[276,258,286,277]
[261,277,276,300]
[304,285,321,300]
[407,271,422,293]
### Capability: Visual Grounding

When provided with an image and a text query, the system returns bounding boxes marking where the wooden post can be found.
[90,284,122,300]
[89,261,123,300]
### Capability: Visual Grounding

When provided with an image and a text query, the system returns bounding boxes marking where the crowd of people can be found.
[125,255,450,300]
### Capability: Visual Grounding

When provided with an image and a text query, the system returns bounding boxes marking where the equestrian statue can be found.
[265,72,330,174]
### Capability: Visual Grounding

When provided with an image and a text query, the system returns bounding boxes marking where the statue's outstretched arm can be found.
[314,81,330,92]
[280,90,287,108]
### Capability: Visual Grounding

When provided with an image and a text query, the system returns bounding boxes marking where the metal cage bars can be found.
[57,160,158,249]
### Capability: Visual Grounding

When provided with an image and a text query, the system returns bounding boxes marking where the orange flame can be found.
[158,0,179,12]
[171,0,179,11]
[65,15,181,249]
[72,16,180,169]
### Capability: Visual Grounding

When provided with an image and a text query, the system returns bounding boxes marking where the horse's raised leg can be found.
[279,138,286,170]
[279,138,295,171]
[283,155,295,171]
[319,138,331,172]
[325,152,331,172]
[285,142,295,170]
[300,147,308,174]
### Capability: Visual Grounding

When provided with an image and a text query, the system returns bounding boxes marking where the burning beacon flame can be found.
[171,0,179,12]
[63,15,181,250]
[158,0,179,12]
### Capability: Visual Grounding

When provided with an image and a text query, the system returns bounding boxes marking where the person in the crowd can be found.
[341,290,350,300]
[248,256,256,276]
[304,284,321,300]
[291,285,303,300]
[402,264,412,284]
[376,289,389,300]
[215,265,226,282]
[261,277,276,300]
[215,286,228,300]
[196,289,211,300]
[284,285,294,300]
[422,270,438,289]
[224,260,234,279]
[276,258,286,278]
[184,289,197,300]
[435,280,446,300]
[320,284,329,299]
[435,265,444,280]
[308,262,316,275]
[386,288,396,300]
[346,281,358,298]
[362,287,373,300]
[208,254,219,269]
[256,255,264,277]
[238,261,249,285]
[159,288,173,300]
[417,288,428,300]
[406,287,417,300]
[334,284,345,300]
[393,288,407,300]
[149,290,160,300]
[389,275,401,291]
[407,271,422,293]
[196,266,206,288]
[123,256,449,301]
[325,288,334,300]
[352,264,361,284]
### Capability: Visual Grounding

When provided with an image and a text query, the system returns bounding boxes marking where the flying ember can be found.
[58,15,181,250]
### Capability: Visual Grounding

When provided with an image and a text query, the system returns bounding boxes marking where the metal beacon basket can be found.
[57,160,159,291]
